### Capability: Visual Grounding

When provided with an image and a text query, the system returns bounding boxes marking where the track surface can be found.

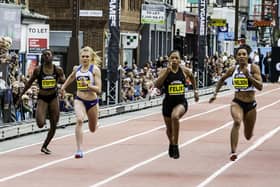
[0,84,279,187]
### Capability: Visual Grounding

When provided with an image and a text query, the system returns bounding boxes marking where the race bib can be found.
[77,80,90,90]
[42,79,56,89]
[233,77,248,89]
[168,84,184,95]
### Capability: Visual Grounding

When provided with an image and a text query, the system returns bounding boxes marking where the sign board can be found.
[141,4,166,25]
[25,54,39,77]
[122,33,138,49]
[187,0,198,3]
[254,20,272,27]
[27,24,50,53]
[80,10,103,17]
[208,18,226,27]
[176,20,187,36]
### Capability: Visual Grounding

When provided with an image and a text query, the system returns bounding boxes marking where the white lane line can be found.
[1,87,278,155]
[0,88,278,182]
[89,99,280,187]
[0,112,160,155]
[0,90,231,155]
[197,125,280,187]
[90,121,234,187]
[0,103,229,182]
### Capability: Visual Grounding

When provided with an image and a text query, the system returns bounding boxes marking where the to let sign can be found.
[27,24,49,53]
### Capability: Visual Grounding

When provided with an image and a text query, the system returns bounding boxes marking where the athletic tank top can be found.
[163,67,186,101]
[38,65,58,90]
[232,64,255,92]
[76,64,94,91]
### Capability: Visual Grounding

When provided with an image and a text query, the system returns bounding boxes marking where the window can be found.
[129,0,137,11]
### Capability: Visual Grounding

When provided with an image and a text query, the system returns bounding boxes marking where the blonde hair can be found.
[80,46,102,66]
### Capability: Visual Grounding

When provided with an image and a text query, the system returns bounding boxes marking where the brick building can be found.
[28,0,143,70]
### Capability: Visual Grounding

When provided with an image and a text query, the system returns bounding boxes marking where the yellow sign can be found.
[168,84,184,95]
[208,19,226,27]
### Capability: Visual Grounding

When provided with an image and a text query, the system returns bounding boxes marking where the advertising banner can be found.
[25,54,39,77]
[197,0,207,74]
[27,24,49,53]
[108,0,120,82]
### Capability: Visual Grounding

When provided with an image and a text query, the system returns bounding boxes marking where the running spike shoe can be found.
[41,147,51,155]
[230,153,237,161]
[75,150,84,159]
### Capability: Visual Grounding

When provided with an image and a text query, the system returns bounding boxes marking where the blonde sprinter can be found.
[61,46,102,158]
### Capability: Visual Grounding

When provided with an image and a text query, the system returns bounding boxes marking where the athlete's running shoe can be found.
[168,144,174,158]
[75,150,83,159]
[41,147,51,155]
[230,153,237,161]
[172,145,180,159]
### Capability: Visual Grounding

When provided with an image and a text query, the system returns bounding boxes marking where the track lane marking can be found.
[197,125,280,187]
[88,99,280,187]
[0,87,279,183]
[0,104,229,182]
[1,87,278,155]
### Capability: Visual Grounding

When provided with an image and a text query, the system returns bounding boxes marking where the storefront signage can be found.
[208,18,226,27]
[141,4,166,25]
[254,20,272,27]
[80,10,103,17]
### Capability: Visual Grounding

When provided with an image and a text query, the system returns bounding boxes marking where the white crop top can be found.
[232,64,256,92]
[75,64,94,91]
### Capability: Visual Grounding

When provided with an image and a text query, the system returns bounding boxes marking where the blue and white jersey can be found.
[75,64,94,91]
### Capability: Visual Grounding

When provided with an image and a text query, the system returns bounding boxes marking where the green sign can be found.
[187,0,198,3]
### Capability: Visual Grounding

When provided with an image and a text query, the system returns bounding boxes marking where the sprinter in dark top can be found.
[17,49,65,154]
[155,50,199,159]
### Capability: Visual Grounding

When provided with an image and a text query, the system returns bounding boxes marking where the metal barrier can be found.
[0,86,230,141]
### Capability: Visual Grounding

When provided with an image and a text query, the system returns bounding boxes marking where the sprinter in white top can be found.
[61,46,102,159]
[209,45,263,161]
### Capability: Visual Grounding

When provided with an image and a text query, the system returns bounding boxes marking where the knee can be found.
[233,119,242,128]
[76,118,83,125]
[89,124,97,133]
[36,119,45,128]
[171,114,180,121]
[245,131,253,140]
